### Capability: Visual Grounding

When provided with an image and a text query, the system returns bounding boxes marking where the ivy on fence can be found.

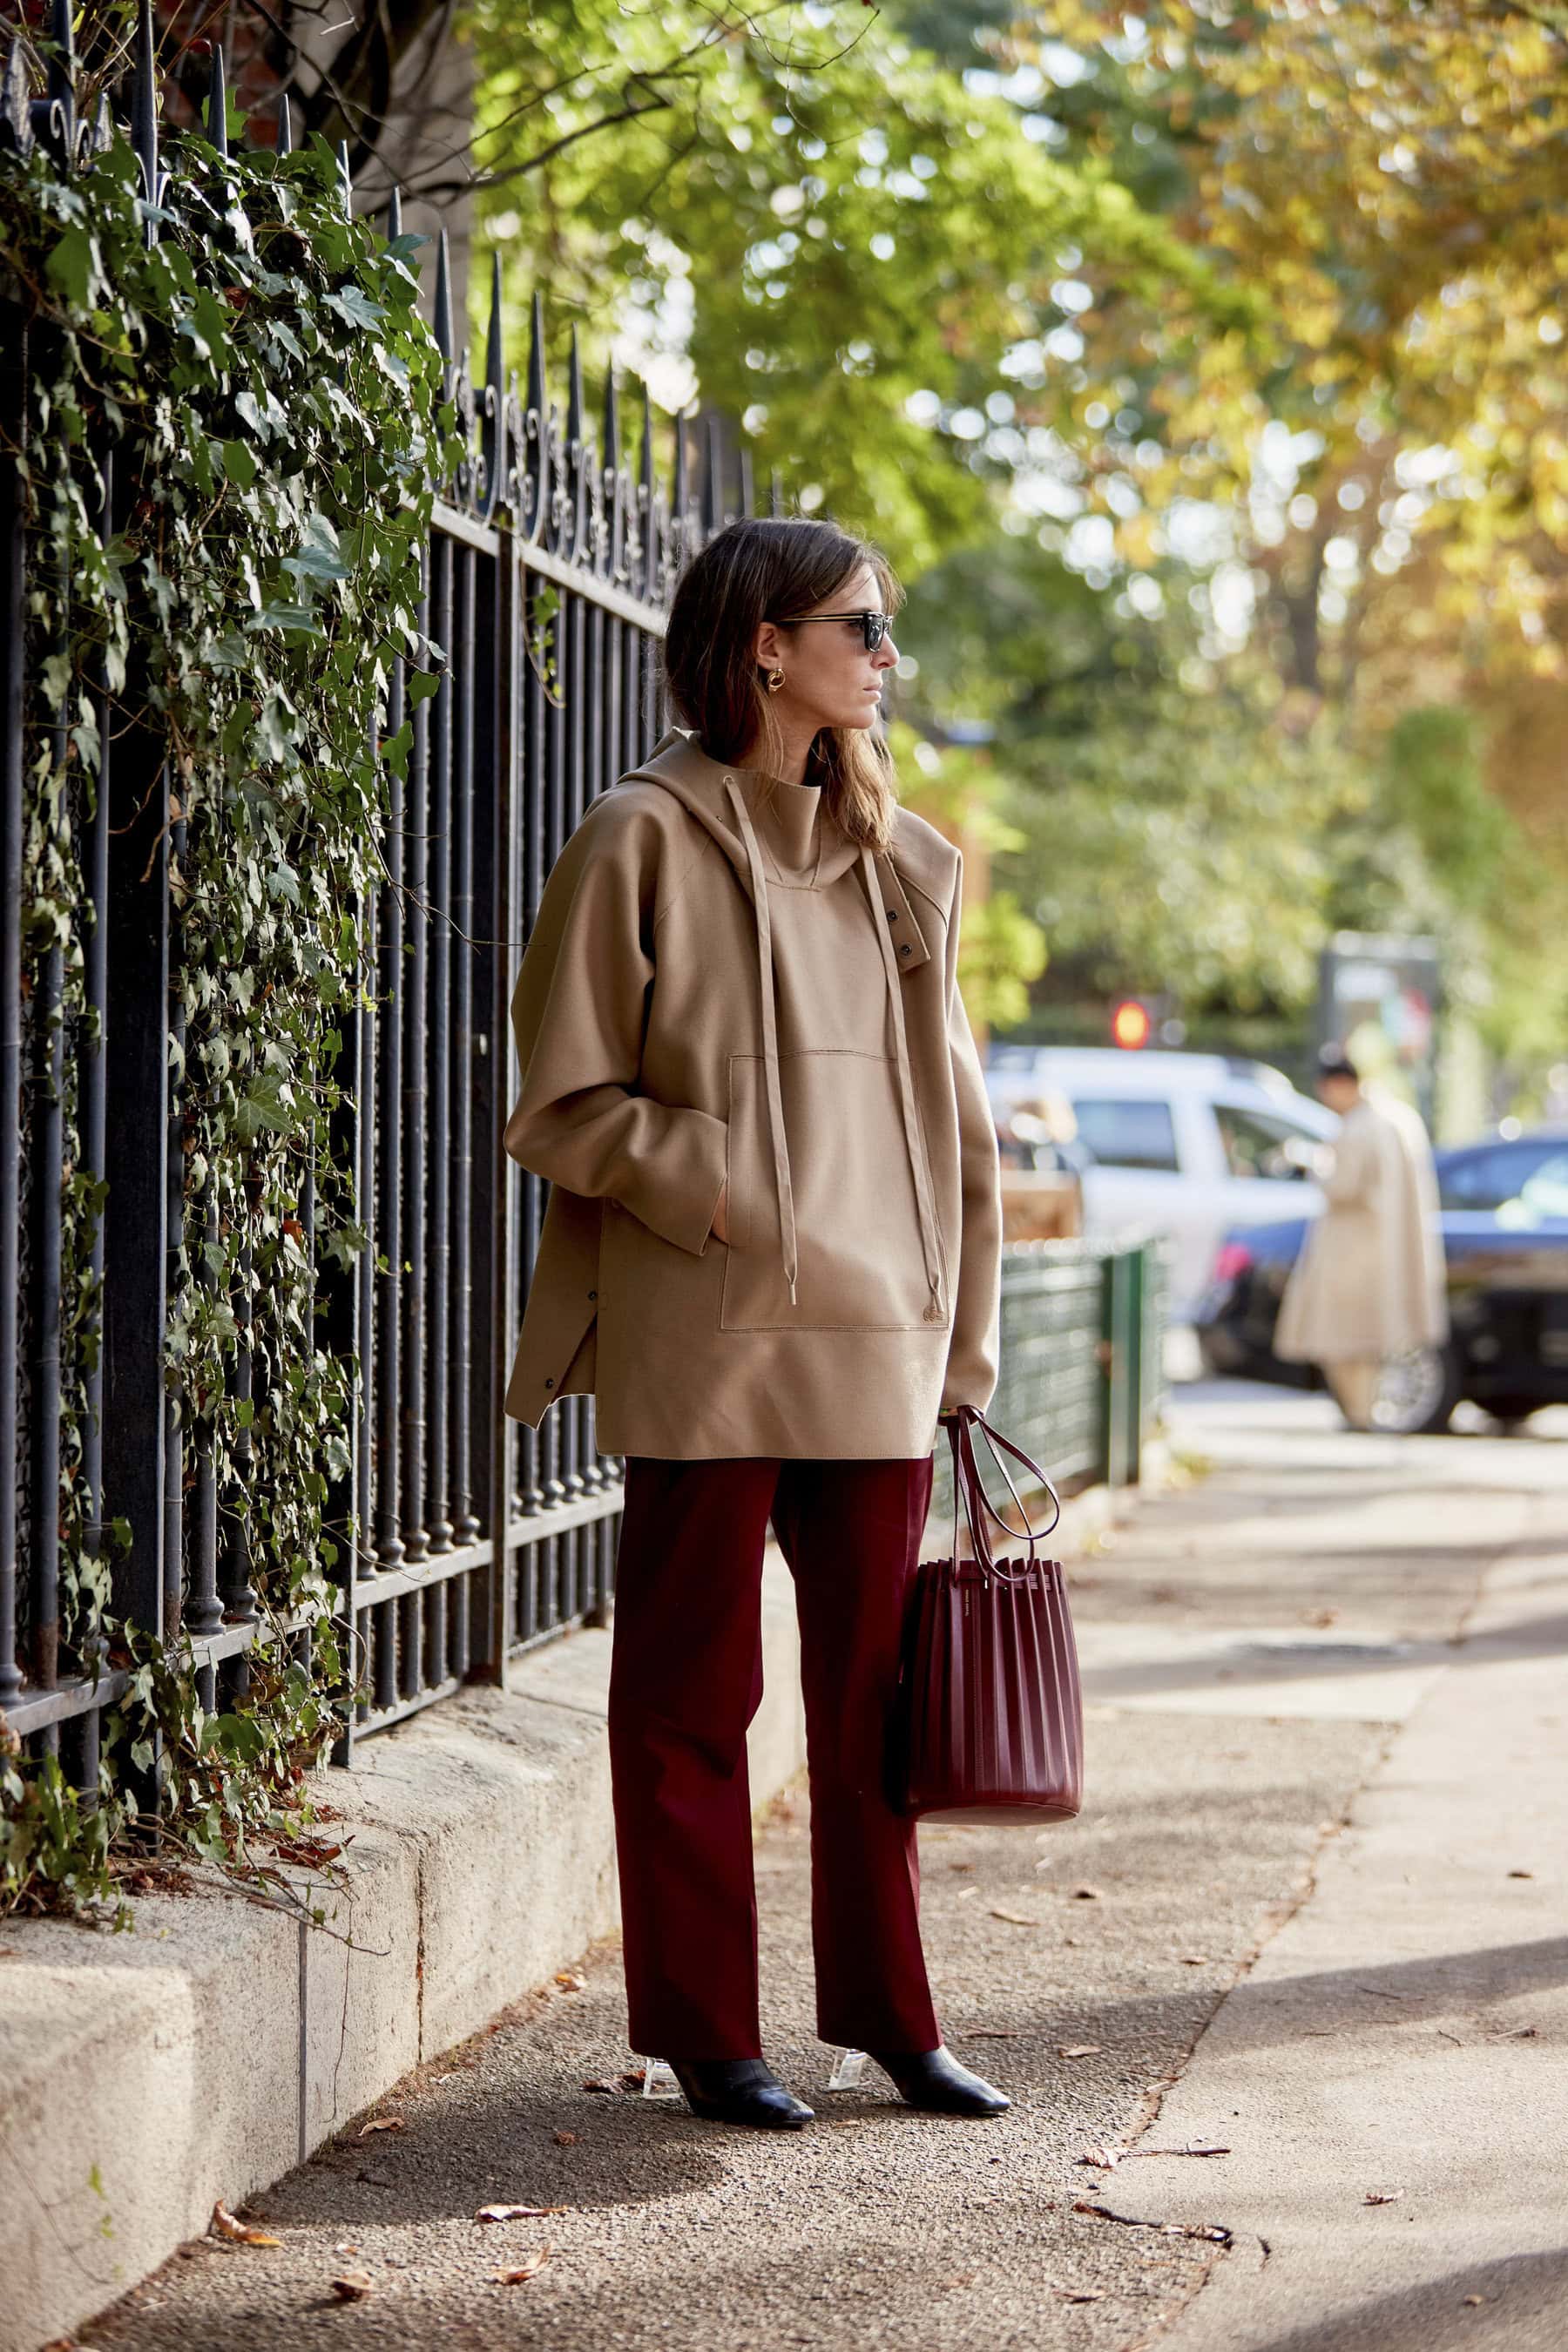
[0,83,451,1917]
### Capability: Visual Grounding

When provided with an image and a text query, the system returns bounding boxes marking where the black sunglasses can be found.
[770,610,891,652]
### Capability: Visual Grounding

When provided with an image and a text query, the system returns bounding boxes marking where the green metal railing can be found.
[929,1236,1169,1541]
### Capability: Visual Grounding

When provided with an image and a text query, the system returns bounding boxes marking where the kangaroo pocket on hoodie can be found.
[721,1048,946,1332]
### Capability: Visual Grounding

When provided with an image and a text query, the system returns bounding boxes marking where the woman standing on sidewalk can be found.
[502,517,1006,2130]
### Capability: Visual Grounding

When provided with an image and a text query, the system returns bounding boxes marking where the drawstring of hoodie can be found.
[721,776,946,1326]
[726,779,800,1305]
[859,843,948,1325]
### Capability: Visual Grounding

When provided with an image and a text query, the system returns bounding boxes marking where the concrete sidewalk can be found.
[1118,1394,1568,2352]
[70,1384,1568,2352]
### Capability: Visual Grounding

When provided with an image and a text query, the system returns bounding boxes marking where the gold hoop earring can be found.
[766,668,786,694]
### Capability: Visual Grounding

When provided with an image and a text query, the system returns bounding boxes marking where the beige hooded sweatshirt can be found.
[502,727,1003,1459]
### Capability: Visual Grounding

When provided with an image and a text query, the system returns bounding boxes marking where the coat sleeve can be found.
[940,851,1004,1412]
[503,799,728,1256]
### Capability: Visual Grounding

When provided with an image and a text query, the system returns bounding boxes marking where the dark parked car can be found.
[1195,1132,1568,1432]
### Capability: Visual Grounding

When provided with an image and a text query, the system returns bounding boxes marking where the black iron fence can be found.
[0,7,774,1777]
[0,11,1171,1808]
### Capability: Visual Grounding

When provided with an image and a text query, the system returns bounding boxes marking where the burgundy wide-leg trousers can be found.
[607,1452,939,2062]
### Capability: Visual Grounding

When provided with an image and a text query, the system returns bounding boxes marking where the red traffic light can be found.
[1111,997,1152,1050]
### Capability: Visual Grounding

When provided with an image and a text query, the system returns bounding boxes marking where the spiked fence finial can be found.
[433,226,454,363]
[480,250,505,524]
[131,0,158,199]
[565,325,585,449]
[206,43,228,159]
[602,362,620,478]
[701,410,722,537]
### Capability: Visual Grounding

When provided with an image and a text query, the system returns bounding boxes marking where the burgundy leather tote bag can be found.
[895,1404,1083,1826]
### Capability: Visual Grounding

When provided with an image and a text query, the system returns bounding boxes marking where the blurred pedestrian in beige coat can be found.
[1275,1046,1448,1429]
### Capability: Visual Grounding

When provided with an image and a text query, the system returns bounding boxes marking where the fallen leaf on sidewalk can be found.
[1508,1869,1534,1880]
[358,2117,404,2137]
[1179,1956,1210,1966]
[957,2029,1022,2040]
[1058,2044,1104,2059]
[495,2247,552,2286]
[950,1861,975,1873]
[618,2070,648,2092]
[1463,2295,1486,2307]
[333,2244,360,2256]
[210,2201,280,2247]
[1363,2188,1403,2206]
[582,2079,619,2094]
[328,2270,375,2301]
[554,1970,586,1990]
[476,2203,568,2223]
[1080,2140,1230,2169]
[1054,2287,1106,2303]
[990,1908,1042,1926]
[1302,1608,1339,1628]
[1071,1886,1104,1901]
[554,2131,578,2146]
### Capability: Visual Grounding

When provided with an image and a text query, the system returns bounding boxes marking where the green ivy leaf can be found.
[324,285,386,331]
[46,224,98,310]
[220,439,259,490]
[177,286,235,371]
[233,1071,300,1144]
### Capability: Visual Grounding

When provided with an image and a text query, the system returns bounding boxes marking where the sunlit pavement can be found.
[86,1380,1568,2352]
[1073,1377,1568,2352]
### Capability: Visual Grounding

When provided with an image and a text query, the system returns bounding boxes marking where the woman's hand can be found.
[710,1180,730,1246]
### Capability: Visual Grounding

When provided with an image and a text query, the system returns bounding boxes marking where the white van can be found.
[985,1047,1339,1318]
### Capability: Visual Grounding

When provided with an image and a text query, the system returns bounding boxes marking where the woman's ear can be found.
[753,619,782,669]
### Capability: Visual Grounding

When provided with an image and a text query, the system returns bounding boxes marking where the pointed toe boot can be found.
[669,2058,814,2129]
[868,2046,1010,2117]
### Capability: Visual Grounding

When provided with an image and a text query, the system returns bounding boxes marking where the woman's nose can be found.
[875,632,899,668]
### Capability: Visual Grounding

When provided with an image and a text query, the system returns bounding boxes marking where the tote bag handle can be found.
[942,1404,1062,1584]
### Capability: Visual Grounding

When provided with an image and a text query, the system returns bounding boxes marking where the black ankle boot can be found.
[868,2046,1010,2116]
[669,2058,814,2129]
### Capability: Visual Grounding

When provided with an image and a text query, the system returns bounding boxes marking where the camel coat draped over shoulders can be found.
[500,727,1004,1459]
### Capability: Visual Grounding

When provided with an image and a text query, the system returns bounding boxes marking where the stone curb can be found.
[3,1470,1151,2352]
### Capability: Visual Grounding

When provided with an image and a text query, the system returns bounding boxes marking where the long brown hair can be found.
[660,516,904,852]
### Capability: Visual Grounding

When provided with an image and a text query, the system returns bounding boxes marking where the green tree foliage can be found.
[896,536,1409,1020]
[466,0,1242,573]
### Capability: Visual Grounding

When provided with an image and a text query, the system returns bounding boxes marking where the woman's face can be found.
[757,564,901,735]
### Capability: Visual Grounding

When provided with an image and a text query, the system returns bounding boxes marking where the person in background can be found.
[1275,1044,1448,1429]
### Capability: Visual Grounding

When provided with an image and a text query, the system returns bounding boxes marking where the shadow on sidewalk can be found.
[1247,2245,1568,2351]
[266,2093,729,2232]
[1078,1611,1568,1705]
[1028,1932,1568,2065]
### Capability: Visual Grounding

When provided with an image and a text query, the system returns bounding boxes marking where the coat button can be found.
[587,1288,597,1301]
[899,943,911,956]
[544,1375,555,1389]
[886,908,898,922]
